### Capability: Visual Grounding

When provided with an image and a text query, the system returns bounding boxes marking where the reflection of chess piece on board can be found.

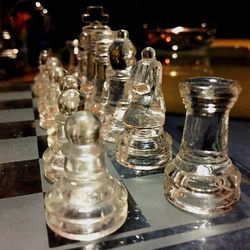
[164,77,241,216]
[101,29,136,142]
[43,88,85,183]
[116,47,172,170]
[45,111,128,241]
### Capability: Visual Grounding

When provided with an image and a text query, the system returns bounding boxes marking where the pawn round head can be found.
[45,56,61,72]
[59,75,81,92]
[141,47,156,59]
[65,111,101,145]
[58,89,85,116]
[50,66,68,83]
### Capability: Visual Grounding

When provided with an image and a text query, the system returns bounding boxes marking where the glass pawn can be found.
[45,111,128,241]
[47,74,82,147]
[116,47,172,170]
[43,88,85,183]
[39,66,67,129]
[100,29,136,142]
[164,77,241,216]
[38,56,62,114]
[32,49,50,97]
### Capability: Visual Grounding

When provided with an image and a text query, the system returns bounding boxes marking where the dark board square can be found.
[0,121,36,139]
[34,107,39,120]
[0,159,42,198]
[46,225,76,248]
[0,99,33,110]
[37,135,48,158]
[115,190,150,233]
[0,84,31,92]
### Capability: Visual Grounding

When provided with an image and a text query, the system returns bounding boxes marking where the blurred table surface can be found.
[161,39,250,119]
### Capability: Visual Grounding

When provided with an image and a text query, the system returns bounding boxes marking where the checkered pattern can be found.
[0,82,250,250]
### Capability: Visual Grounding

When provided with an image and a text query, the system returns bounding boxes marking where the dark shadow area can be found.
[0,0,249,78]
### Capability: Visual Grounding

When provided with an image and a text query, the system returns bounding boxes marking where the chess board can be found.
[0,82,250,250]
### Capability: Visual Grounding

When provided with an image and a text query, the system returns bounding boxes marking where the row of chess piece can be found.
[33,6,242,242]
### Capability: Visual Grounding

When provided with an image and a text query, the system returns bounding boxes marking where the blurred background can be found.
[0,0,250,118]
[0,0,249,74]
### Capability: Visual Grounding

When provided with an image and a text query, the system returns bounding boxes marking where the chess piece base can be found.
[164,156,241,216]
[45,176,128,241]
[116,128,172,170]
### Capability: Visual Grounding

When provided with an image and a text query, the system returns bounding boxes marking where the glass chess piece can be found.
[47,74,82,147]
[164,76,242,216]
[78,6,112,107]
[89,21,115,120]
[39,66,68,129]
[37,56,62,114]
[32,49,50,97]
[66,39,80,76]
[116,47,172,170]
[100,29,136,142]
[43,88,85,183]
[45,111,128,241]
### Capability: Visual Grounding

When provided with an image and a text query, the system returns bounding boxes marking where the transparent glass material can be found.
[88,23,115,119]
[39,66,67,129]
[43,88,85,183]
[100,29,136,142]
[32,50,50,97]
[78,6,110,101]
[46,74,82,147]
[164,77,242,216]
[45,111,128,241]
[37,56,61,115]
[116,47,172,170]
